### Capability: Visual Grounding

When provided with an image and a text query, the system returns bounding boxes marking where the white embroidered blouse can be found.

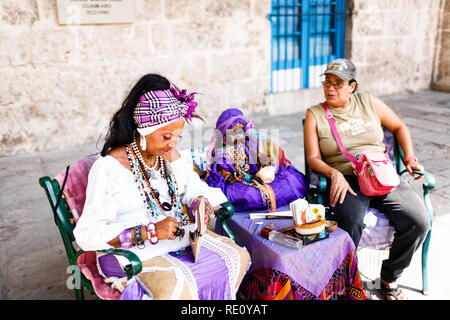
[73,152,227,264]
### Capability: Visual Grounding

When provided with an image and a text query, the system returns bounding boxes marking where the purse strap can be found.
[322,102,358,166]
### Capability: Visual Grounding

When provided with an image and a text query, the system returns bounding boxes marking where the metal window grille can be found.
[269,0,346,93]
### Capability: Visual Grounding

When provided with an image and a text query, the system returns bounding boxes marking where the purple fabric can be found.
[215,108,248,135]
[169,246,231,300]
[98,246,231,300]
[98,254,126,278]
[360,207,394,250]
[215,206,356,297]
[206,108,308,211]
[119,278,146,300]
[208,163,308,212]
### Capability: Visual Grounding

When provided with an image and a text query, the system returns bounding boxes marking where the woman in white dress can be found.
[73,74,250,300]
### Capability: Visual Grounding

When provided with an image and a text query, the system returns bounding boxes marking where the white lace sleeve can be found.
[73,158,127,251]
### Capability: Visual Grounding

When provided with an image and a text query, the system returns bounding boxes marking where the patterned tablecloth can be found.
[215,206,365,299]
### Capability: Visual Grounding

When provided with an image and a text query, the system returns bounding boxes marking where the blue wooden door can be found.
[269,0,346,93]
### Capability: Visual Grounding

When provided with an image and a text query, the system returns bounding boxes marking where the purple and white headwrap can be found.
[133,87,198,137]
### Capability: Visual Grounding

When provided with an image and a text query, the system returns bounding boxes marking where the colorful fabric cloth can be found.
[215,210,360,297]
[240,250,365,300]
[206,108,308,212]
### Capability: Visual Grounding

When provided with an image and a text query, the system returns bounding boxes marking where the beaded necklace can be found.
[126,143,188,225]
[130,140,163,179]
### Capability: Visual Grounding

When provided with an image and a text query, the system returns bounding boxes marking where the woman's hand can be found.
[329,171,357,207]
[155,217,180,240]
[405,159,425,180]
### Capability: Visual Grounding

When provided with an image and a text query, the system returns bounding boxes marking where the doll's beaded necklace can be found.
[126,140,187,225]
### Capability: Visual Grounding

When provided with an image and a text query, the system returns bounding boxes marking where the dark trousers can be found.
[325,175,430,283]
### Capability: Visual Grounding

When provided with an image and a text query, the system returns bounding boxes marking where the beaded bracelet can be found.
[118,228,133,248]
[134,226,145,249]
[147,223,159,245]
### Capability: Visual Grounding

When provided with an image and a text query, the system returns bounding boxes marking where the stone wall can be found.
[0,0,448,157]
[432,0,450,92]
[0,0,271,156]
[346,0,444,96]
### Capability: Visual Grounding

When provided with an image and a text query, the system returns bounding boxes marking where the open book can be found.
[189,198,207,262]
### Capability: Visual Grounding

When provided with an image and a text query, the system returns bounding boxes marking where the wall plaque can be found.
[57,0,136,25]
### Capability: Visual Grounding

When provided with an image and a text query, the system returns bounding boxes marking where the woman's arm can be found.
[304,109,337,178]
[371,95,424,178]
[106,218,181,248]
[304,109,356,206]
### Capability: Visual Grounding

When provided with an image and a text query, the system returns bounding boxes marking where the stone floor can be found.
[0,89,449,300]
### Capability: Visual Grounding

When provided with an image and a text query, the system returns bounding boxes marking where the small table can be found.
[215,206,365,300]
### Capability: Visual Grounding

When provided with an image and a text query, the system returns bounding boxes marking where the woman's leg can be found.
[371,180,430,283]
[325,175,370,247]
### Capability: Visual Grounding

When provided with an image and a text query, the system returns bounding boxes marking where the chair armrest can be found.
[216,201,237,243]
[310,175,328,206]
[74,248,143,281]
[216,201,234,220]
[400,169,436,191]
[399,169,434,230]
[318,175,328,193]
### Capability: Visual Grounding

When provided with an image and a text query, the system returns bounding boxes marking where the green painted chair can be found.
[302,120,435,295]
[39,154,142,300]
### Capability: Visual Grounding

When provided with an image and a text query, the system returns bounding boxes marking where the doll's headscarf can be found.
[206,108,255,174]
[214,108,254,136]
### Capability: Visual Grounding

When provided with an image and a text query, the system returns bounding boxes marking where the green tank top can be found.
[308,91,385,175]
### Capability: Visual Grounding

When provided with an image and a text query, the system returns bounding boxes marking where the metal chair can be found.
[39,153,142,300]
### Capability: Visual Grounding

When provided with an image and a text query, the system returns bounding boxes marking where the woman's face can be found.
[323,74,355,107]
[145,118,185,156]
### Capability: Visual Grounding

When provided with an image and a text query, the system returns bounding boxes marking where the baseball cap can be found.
[321,59,357,82]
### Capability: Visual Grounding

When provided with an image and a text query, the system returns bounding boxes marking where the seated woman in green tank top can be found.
[303,59,430,300]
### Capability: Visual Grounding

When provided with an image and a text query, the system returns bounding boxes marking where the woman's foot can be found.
[378,279,407,300]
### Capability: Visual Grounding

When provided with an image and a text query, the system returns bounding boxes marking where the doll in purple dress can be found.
[206,108,308,212]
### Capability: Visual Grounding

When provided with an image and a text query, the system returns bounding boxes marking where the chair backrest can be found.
[39,153,100,259]
[39,152,122,299]
[54,153,100,222]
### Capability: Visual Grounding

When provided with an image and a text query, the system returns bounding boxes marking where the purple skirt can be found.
[98,246,234,300]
